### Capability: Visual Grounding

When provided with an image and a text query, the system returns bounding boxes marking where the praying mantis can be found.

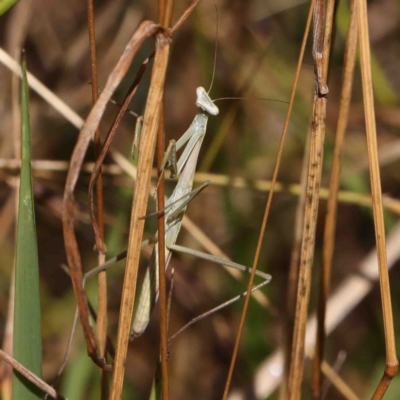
[82,86,272,342]
[129,86,272,339]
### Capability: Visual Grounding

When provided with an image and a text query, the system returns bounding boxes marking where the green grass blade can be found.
[0,0,20,16]
[13,54,43,400]
[61,340,94,400]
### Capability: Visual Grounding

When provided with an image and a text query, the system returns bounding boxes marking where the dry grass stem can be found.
[224,1,316,398]
[85,1,108,394]
[109,32,170,400]
[287,0,332,396]
[282,120,311,399]
[356,0,399,397]
[287,96,327,400]
[0,350,64,400]
[312,0,358,397]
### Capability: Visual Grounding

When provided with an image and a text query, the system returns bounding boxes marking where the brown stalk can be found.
[281,120,312,400]
[86,0,108,394]
[159,0,173,29]
[312,0,358,398]
[356,0,399,397]
[169,0,199,35]
[0,349,64,400]
[287,98,327,399]
[222,1,316,398]
[109,31,170,400]
[4,158,400,214]
[156,102,170,399]
[156,1,174,397]
[62,20,158,369]
[287,0,332,397]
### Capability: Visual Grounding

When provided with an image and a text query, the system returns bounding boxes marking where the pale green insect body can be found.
[130,90,217,339]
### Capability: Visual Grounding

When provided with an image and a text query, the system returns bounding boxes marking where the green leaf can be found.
[61,339,94,400]
[13,53,43,400]
[0,0,20,16]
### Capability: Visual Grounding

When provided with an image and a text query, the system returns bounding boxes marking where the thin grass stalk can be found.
[155,100,170,398]
[312,0,358,397]
[287,96,327,400]
[281,120,311,400]
[0,350,64,400]
[86,0,108,396]
[321,351,347,398]
[311,0,337,395]
[222,1,316,398]
[4,158,400,214]
[13,54,42,400]
[287,0,332,396]
[157,100,169,400]
[109,33,170,400]
[157,1,174,397]
[356,0,399,397]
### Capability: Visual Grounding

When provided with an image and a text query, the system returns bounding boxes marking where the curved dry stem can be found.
[62,20,158,369]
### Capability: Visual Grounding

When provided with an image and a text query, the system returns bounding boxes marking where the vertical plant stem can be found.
[222,1,316,398]
[157,1,174,397]
[86,0,108,396]
[356,0,399,397]
[109,33,170,400]
[281,120,311,400]
[156,101,170,400]
[287,0,332,397]
[312,1,358,398]
[287,95,327,400]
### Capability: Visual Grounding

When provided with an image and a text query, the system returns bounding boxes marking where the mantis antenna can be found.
[207,5,219,94]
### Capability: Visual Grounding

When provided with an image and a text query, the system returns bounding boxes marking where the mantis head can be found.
[195,86,219,116]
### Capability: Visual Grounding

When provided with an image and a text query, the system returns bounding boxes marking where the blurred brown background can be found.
[1,0,400,399]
